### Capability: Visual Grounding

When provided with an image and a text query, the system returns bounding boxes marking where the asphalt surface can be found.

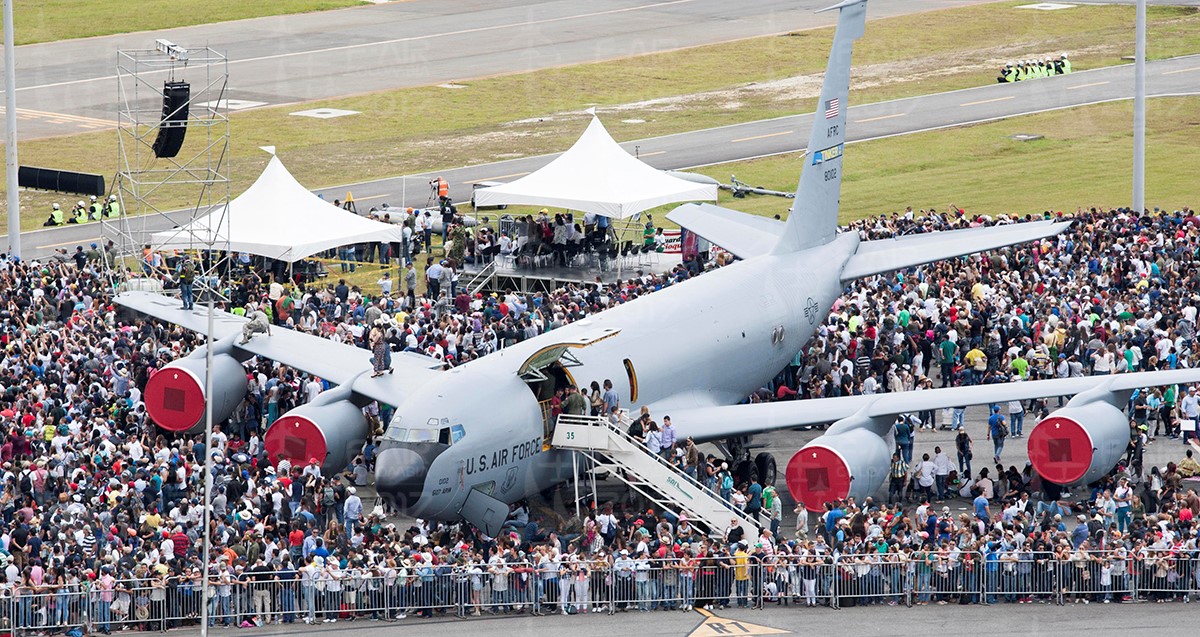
[4,0,1197,139]
[10,53,1199,260]
[153,589,1196,636]
[0,0,1008,139]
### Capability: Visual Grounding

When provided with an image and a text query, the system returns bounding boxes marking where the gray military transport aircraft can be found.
[117,0,1200,535]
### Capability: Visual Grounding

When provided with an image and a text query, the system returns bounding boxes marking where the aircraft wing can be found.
[840,220,1071,281]
[673,368,1200,441]
[666,203,782,259]
[116,291,441,400]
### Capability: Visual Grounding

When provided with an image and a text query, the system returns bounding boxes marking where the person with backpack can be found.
[894,415,914,464]
[176,259,196,310]
[719,464,734,504]
[987,406,1008,463]
[316,480,337,526]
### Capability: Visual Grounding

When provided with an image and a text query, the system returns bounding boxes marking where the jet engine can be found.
[264,384,369,475]
[1028,400,1129,485]
[143,346,248,433]
[785,422,891,512]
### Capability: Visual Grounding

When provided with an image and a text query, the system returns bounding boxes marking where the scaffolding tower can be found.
[107,43,231,291]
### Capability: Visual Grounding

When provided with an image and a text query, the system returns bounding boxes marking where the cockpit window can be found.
[404,429,440,443]
[383,415,463,446]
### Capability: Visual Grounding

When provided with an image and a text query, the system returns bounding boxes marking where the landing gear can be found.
[718,436,777,487]
[734,460,758,486]
[755,452,777,488]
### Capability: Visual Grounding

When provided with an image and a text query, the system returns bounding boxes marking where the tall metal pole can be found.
[3,0,20,258]
[1133,0,1146,215]
[199,291,214,637]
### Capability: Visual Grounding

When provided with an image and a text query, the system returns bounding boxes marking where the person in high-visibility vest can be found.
[68,201,88,224]
[104,194,121,218]
[44,203,64,226]
[434,177,450,207]
[1059,54,1071,75]
[997,63,1016,83]
[88,196,103,221]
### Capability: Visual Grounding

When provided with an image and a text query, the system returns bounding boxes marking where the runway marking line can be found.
[9,0,703,94]
[636,150,666,157]
[1163,66,1200,75]
[959,96,1015,107]
[1066,81,1110,90]
[688,608,789,637]
[855,113,906,123]
[731,130,792,143]
[38,237,102,250]
[462,172,530,184]
[0,106,117,127]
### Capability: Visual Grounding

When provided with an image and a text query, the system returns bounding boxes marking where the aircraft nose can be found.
[375,447,427,511]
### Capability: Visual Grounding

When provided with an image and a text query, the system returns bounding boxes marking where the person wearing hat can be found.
[987,405,1008,463]
[88,195,103,221]
[44,202,64,226]
[68,200,88,224]
[104,193,121,218]
[344,486,363,538]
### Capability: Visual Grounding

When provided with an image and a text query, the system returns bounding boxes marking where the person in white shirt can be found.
[915,453,936,501]
[932,447,953,501]
[305,378,323,404]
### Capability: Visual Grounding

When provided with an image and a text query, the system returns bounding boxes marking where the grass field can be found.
[4,2,1199,230]
[9,0,367,45]
[321,96,1200,298]
[688,96,1200,223]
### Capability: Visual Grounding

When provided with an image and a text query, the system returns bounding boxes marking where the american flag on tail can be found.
[824,97,840,119]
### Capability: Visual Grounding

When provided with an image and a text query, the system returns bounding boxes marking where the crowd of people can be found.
[42,196,121,228]
[995,54,1071,83]
[2,202,1200,632]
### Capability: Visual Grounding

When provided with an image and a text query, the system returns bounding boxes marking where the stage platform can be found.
[462,252,682,294]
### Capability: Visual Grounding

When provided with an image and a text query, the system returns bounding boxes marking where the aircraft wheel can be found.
[734,459,758,486]
[755,452,777,488]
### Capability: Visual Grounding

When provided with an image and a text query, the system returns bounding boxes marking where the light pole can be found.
[196,276,228,636]
[199,279,214,637]
[4,0,21,258]
[1133,0,1146,215]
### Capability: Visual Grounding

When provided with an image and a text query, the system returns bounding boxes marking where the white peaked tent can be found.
[472,115,718,218]
[151,153,404,262]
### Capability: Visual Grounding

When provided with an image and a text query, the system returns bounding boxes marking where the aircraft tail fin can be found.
[773,0,866,254]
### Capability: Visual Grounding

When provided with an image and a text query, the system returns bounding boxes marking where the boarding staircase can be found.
[551,413,761,538]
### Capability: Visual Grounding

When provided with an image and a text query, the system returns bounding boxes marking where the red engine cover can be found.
[1027,414,1093,484]
[785,445,853,512]
[264,415,329,469]
[143,365,205,432]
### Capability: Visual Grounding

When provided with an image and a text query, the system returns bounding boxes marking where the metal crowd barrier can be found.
[9,549,1200,632]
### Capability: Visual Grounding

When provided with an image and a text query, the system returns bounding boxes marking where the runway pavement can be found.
[0,0,1006,139]
[9,53,1198,260]
[4,0,1197,139]
[143,586,1195,636]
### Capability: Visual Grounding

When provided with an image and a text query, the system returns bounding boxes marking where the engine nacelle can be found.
[1028,401,1129,485]
[144,352,247,433]
[785,426,891,512]
[264,388,368,475]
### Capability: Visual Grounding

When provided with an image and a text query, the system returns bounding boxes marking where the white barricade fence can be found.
[829,551,912,608]
[1133,548,1200,603]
